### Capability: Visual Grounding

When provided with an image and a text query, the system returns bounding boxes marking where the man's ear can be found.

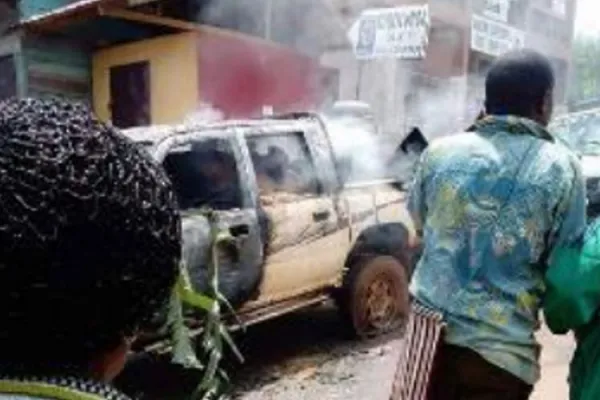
[540,90,554,126]
[532,91,552,126]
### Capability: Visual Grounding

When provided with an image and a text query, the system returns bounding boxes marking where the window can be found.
[247,132,321,199]
[530,9,569,43]
[162,137,242,211]
[0,55,16,101]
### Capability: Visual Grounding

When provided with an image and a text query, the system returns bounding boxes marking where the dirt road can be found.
[117,302,575,399]
[231,303,403,400]
[231,304,575,400]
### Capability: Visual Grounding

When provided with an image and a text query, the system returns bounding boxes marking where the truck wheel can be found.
[342,255,409,338]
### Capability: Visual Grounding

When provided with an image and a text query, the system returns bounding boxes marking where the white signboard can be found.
[482,0,510,22]
[348,5,430,60]
[471,15,525,57]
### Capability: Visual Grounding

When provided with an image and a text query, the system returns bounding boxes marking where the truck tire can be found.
[339,255,409,338]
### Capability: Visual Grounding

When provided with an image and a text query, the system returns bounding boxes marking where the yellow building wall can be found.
[93,32,198,125]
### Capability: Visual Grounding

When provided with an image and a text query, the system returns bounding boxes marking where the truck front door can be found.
[155,132,263,307]
[243,127,349,305]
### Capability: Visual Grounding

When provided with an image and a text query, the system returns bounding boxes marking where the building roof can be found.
[19,0,325,57]
[21,0,123,25]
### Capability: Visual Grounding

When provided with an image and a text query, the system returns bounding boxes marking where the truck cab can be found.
[124,113,417,339]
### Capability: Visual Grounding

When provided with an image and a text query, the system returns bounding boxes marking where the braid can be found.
[0,97,181,373]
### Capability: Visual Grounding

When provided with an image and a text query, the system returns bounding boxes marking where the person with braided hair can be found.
[0,97,181,400]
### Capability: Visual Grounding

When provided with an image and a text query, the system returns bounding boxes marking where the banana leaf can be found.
[168,209,244,400]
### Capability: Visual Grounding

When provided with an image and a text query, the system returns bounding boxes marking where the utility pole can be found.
[264,0,273,40]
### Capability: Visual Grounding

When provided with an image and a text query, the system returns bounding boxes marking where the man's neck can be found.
[469,114,554,143]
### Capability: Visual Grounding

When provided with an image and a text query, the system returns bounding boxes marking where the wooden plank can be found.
[22,35,91,99]
[26,47,90,67]
[28,72,89,93]
[28,61,90,81]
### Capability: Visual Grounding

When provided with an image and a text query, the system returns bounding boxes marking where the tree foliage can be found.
[569,36,600,105]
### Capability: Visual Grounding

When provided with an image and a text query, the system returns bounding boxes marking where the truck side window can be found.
[248,132,322,200]
[162,138,243,211]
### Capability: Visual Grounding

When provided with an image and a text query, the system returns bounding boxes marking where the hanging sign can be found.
[348,5,431,60]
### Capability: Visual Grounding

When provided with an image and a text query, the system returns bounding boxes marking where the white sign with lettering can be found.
[348,5,431,60]
[471,15,525,57]
[482,0,510,22]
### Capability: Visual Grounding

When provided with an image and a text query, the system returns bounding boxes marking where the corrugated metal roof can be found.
[21,0,121,25]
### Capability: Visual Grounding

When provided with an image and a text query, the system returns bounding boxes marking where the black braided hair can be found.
[0,98,181,374]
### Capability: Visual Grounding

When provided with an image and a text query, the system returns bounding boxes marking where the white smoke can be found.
[407,75,482,139]
[182,1,493,184]
[322,114,386,182]
[193,0,336,57]
[184,103,225,125]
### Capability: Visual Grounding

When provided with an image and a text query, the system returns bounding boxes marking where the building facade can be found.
[0,0,340,126]
[0,0,577,133]
[323,0,577,141]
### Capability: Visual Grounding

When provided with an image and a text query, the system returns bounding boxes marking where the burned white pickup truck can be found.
[124,113,418,338]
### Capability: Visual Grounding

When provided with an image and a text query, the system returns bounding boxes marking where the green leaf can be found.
[166,210,246,399]
[220,325,244,362]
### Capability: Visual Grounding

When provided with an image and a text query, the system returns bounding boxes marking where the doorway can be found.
[109,61,151,128]
[0,55,16,101]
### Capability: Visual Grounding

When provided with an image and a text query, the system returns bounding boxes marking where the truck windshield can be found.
[550,110,600,156]
[162,138,243,211]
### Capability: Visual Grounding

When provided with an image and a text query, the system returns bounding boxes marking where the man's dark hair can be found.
[485,49,555,117]
[0,98,181,374]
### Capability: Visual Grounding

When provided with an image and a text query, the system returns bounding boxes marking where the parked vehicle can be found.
[550,108,600,218]
[124,113,418,343]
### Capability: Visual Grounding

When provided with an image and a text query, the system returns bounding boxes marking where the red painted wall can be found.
[196,30,325,118]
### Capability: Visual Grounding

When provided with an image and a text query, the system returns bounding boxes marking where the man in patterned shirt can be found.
[408,50,586,399]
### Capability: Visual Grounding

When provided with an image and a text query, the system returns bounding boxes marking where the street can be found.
[230,302,402,400]
[230,303,575,400]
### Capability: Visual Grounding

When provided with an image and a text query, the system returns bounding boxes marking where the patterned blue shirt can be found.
[408,115,587,384]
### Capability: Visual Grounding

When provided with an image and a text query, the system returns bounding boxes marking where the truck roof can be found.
[122,113,323,147]
[551,107,600,123]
